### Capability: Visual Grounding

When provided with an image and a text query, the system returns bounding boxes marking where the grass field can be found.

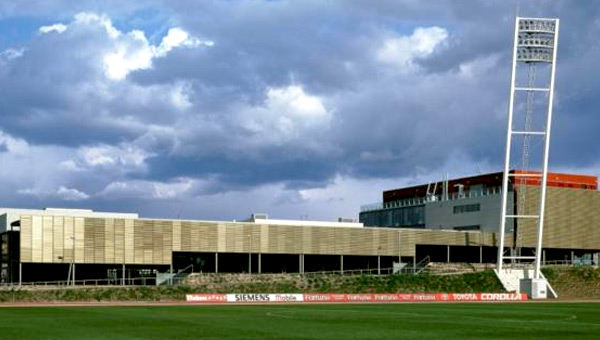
[0,303,598,339]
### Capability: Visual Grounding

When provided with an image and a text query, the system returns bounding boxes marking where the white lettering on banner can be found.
[233,294,270,302]
[412,294,436,301]
[452,294,479,301]
[186,294,227,302]
[225,294,304,302]
[304,294,329,302]
[374,295,398,301]
[347,294,372,301]
[480,293,525,301]
[274,294,303,302]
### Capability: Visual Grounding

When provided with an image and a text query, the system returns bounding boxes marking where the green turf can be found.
[0,303,598,340]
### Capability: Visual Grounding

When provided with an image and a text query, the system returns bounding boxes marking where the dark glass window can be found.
[453,203,481,214]
[453,225,480,231]
[360,205,425,228]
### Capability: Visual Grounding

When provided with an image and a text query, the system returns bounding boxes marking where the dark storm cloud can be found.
[142,151,339,191]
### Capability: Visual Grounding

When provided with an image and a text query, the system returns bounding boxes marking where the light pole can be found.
[66,235,75,285]
[247,234,252,274]
[398,231,401,263]
[377,246,382,275]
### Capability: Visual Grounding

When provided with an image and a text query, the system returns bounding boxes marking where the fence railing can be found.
[0,276,161,289]
[1,261,438,289]
[4,260,595,289]
[290,257,432,276]
[301,268,395,276]
[542,259,598,267]
[361,187,503,212]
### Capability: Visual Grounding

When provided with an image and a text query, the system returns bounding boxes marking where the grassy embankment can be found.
[0,271,502,303]
[542,266,600,300]
[0,266,596,302]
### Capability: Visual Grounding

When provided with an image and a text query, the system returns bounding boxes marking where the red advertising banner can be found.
[185,294,228,303]
[185,293,527,303]
[302,293,527,303]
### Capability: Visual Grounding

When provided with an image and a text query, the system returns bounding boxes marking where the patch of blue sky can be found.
[111,8,171,45]
[0,16,51,50]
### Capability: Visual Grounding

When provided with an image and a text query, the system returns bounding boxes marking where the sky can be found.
[0,1,599,221]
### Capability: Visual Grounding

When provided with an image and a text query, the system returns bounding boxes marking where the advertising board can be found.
[185,293,527,303]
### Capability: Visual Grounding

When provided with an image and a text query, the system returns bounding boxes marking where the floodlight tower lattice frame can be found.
[497,17,559,279]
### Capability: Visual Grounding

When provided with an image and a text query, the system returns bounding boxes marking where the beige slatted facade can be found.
[19,216,490,265]
[17,186,600,265]
[517,186,600,250]
[14,217,513,265]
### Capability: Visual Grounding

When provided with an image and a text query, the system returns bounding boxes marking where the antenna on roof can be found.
[441,173,449,201]
[426,182,438,202]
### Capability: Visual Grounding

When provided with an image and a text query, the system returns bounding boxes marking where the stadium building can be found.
[360,170,600,264]
[360,170,598,231]
[0,170,599,285]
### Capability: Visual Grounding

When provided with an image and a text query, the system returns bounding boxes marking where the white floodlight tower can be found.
[497,17,559,280]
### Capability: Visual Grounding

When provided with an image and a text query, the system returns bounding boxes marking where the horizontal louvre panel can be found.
[42,216,53,263]
[105,219,115,264]
[20,216,32,263]
[31,216,43,263]
[124,219,134,263]
[74,218,85,263]
[63,217,74,263]
[172,221,181,252]
[53,217,64,263]
[114,219,125,264]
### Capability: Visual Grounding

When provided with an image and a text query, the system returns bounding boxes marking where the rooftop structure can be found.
[0,207,139,232]
[245,213,363,228]
[360,170,597,232]
[378,170,596,207]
